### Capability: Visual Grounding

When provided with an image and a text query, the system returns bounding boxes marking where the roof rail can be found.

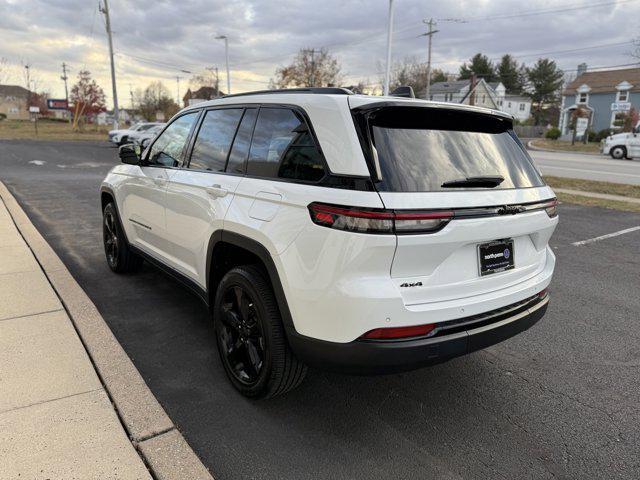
[221,87,354,99]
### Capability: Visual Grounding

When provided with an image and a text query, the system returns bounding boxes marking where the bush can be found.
[545,127,561,140]
[594,129,611,142]
[587,130,597,142]
[0,113,6,121]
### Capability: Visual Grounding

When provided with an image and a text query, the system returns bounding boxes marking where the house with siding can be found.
[558,64,640,137]
[0,85,30,120]
[429,79,532,121]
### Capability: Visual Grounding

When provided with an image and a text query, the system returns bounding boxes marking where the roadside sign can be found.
[611,102,631,112]
[576,117,588,135]
[47,99,68,110]
[29,106,40,113]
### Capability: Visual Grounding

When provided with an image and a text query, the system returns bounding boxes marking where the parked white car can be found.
[108,122,164,146]
[100,88,558,398]
[602,121,640,159]
[130,124,165,148]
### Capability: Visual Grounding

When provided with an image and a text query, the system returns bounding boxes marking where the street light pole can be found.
[383,0,395,96]
[100,0,119,129]
[216,35,231,94]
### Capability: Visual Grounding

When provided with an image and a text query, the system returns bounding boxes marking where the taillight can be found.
[308,202,452,234]
[361,323,436,340]
[542,199,558,218]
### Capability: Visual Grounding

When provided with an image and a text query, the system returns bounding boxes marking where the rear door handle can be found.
[206,184,228,198]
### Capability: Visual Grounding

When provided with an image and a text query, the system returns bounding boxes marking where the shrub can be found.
[0,113,6,121]
[587,130,597,142]
[545,127,561,140]
[594,129,611,142]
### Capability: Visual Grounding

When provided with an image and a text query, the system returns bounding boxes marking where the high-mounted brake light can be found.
[361,323,437,340]
[308,203,452,234]
[542,199,558,218]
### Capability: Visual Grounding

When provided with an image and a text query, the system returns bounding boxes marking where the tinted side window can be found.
[227,108,257,174]
[148,113,198,167]
[189,108,243,172]
[247,108,326,181]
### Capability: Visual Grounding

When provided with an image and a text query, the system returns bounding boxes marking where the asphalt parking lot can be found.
[2,139,639,479]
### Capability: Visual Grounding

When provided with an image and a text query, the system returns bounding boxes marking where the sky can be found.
[0,0,639,109]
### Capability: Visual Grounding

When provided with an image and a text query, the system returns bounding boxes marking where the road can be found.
[2,139,640,479]
[529,148,640,185]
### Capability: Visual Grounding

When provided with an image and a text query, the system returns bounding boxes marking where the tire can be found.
[102,203,143,273]
[610,146,626,160]
[214,265,307,398]
[118,135,129,146]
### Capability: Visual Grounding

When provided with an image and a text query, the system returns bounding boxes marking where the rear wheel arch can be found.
[206,231,296,333]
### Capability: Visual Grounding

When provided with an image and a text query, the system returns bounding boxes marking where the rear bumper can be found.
[287,294,549,374]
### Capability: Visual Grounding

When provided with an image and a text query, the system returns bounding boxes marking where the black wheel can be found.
[610,146,626,160]
[102,203,143,273]
[214,265,307,398]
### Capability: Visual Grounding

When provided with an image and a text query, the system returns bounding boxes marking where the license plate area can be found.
[478,239,515,276]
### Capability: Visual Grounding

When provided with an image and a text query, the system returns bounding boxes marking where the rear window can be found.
[368,107,544,192]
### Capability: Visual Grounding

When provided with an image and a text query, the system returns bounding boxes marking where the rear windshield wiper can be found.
[441,175,505,188]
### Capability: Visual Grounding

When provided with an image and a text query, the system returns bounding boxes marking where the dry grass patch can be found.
[0,120,110,141]
[544,176,640,200]
[531,139,601,154]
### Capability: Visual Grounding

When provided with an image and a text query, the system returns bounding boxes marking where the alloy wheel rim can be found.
[219,285,265,385]
[103,212,118,266]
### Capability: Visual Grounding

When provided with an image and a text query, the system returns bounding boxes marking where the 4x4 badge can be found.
[400,281,423,288]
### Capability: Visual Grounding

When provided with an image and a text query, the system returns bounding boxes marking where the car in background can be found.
[130,124,165,148]
[602,121,640,159]
[108,122,164,146]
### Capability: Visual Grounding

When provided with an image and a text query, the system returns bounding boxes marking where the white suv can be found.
[100,88,558,398]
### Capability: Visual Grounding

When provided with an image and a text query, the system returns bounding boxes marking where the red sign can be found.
[47,99,68,110]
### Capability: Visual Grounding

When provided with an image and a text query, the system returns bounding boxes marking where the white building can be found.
[429,80,532,122]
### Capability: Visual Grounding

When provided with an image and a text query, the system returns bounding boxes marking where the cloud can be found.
[0,0,638,107]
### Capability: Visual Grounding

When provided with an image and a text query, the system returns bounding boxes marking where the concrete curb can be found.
[0,181,213,480]
[526,140,601,156]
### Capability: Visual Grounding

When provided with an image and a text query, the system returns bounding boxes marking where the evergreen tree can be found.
[497,54,526,93]
[458,53,496,82]
[526,58,564,125]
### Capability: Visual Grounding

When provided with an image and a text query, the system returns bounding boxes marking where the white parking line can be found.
[572,226,640,246]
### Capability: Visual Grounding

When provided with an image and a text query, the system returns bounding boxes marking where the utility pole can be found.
[176,76,182,105]
[24,64,31,106]
[383,0,395,96]
[206,66,220,95]
[61,62,70,122]
[303,48,320,86]
[419,19,439,99]
[215,36,230,94]
[99,0,119,129]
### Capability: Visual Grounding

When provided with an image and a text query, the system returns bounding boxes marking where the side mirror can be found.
[119,144,141,165]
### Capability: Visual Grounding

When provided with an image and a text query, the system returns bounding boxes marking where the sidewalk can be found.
[0,182,214,480]
[0,196,152,478]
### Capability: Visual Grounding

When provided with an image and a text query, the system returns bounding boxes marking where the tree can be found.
[69,70,106,129]
[497,54,526,93]
[270,48,342,88]
[190,70,219,92]
[388,58,450,98]
[526,58,564,125]
[134,82,179,121]
[458,53,496,82]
